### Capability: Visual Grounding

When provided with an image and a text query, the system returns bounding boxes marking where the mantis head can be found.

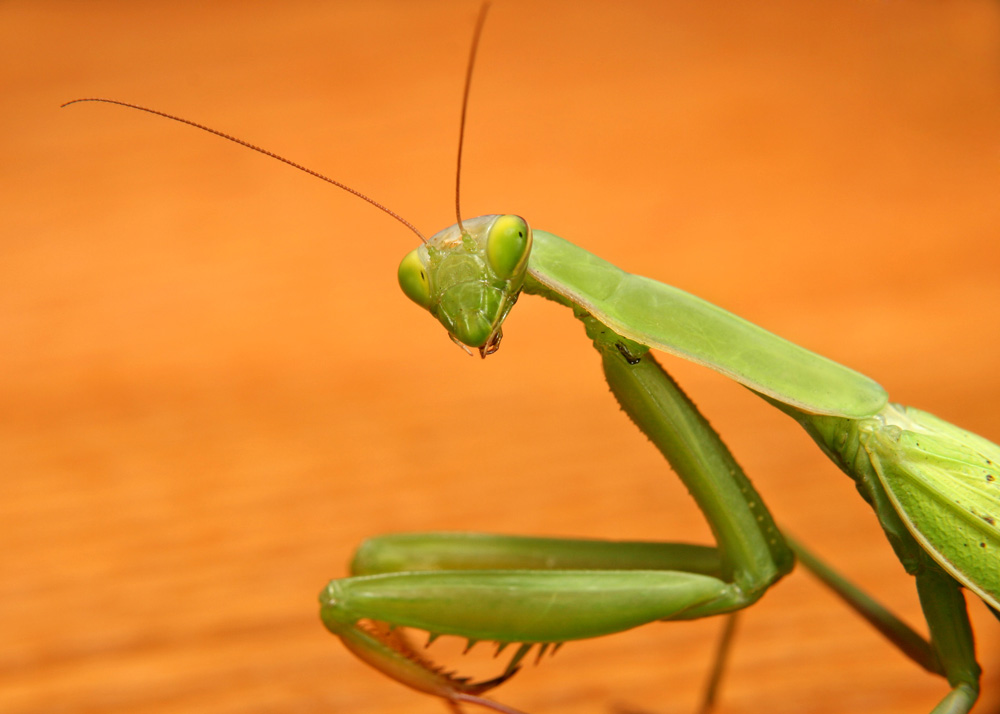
[398,214,532,357]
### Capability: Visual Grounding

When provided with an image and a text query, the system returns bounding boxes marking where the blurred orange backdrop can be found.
[2,2,999,713]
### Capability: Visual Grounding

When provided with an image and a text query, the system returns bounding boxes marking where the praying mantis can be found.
[63,4,999,714]
[320,9,998,713]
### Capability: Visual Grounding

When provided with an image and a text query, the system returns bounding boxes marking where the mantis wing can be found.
[527,230,888,418]
[865,406,1000,611]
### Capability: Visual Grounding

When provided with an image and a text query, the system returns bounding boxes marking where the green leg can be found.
[589,326,794,603]
[917,567,980,714]
[350,532,724,578]
[789,536,939,674]
[790,537,981,714]
[320,329,794,708]
[697,613,739,714]
[773,398,986,714]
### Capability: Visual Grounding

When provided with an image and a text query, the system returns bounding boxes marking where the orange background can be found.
[3,2,999,713]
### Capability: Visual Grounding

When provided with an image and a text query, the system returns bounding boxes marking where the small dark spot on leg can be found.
[616,343,641,365]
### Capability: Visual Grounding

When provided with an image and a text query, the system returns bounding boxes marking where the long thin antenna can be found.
[455,1,491,234]
[61,97,428,243]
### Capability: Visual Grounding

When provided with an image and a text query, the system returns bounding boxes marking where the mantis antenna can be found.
[60,97,428,244]
[64,2,492,244]
[454,1,491,234]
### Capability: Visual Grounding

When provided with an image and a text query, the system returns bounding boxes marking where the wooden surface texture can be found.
[3,2,1000,713]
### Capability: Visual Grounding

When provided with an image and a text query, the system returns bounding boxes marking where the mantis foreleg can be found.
[321,318,795,710]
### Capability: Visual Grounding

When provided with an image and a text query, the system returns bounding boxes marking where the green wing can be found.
[865,406,1000,610]
[527,230,887,418]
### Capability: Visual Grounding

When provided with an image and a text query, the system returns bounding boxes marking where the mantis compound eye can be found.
[486,215,531,281]
[398,248,432,309]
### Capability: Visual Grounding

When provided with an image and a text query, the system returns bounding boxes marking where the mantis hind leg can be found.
[917,568,980,714]
[791,537,981,713]
[696,613,739,714]
[790,536,939,673]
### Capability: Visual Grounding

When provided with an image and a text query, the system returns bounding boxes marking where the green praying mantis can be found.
[65,5,998,714]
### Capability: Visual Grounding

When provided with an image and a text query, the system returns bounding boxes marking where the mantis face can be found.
[398,214,532,357]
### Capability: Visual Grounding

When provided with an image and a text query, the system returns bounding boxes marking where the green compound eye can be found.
[486,215,532,281]
[398,248,432,309]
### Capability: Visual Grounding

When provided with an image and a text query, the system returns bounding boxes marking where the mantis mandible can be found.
[64,5,998,714]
